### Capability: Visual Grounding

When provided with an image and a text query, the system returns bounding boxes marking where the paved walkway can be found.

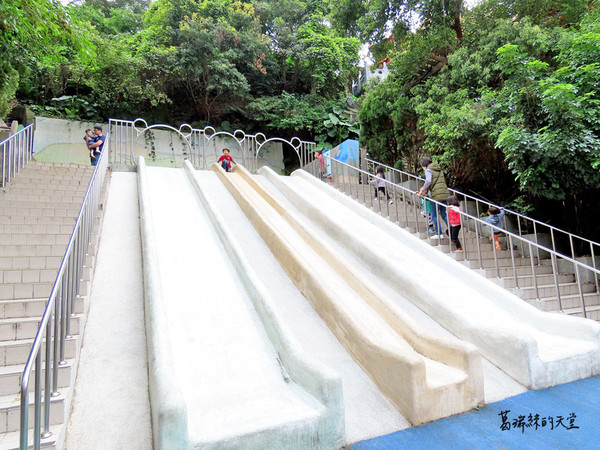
[351,375,600,449]
[65,172,152,449]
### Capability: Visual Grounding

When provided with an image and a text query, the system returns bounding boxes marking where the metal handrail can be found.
[19,133,110,449]
[365,158,600,267]
[1,124,35,187]
[310,156,600,318]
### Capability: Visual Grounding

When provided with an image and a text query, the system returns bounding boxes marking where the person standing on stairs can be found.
[485,206,505,251]
[417,157,449,239]
[88,125,105,166]
[370,165,393,204]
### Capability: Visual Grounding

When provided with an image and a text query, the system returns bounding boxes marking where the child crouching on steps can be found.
[370,166,393,204]
[446,195,463,253]
[485,206,505,251]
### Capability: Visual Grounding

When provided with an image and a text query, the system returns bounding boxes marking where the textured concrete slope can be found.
[139,161,343,449]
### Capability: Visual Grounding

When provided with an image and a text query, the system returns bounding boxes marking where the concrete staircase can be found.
[345,183,600,321]
[0,161,95,449]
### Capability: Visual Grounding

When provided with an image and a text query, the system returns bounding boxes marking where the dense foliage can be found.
[1,0,599,241]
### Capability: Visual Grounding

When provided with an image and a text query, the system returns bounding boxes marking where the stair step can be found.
[500,273,575,288]
[0,361,73,397]
[0,256,62,270]
[0,224,75,235]
[0,235,70,247]
[528,292,600,312]
[0,283,54,301]
[483,264,554,278]
[0,388,67,433]
[463,256,538,269]
[514,282,597,300]
[0,216,75,226]
[563,304,600,320]
[0,207,80,218]
[0,298,83,318]
[0,316,81,342]
[0,199,83,209]
[0,337,78,367]
[0,245,66,258]
[0,424,61,449]
[0,186,85,197]
[0,269,57,285]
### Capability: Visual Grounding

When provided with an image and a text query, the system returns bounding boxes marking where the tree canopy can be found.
[1,0,599,241]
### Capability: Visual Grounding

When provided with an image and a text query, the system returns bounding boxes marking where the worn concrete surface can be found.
[65,172,152,449]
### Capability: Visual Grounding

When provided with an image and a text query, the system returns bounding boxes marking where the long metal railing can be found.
[307,156,600,318]
[0,124,35,187]
[365,158,600,270]
[19,132,110,449]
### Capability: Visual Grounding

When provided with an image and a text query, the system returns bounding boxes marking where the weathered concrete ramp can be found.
[209,163,484,426]
[138,158,344,449]
[264,168,600,390]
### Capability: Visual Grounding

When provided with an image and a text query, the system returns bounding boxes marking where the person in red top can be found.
[218,148,234,172]
[446,195,463,253]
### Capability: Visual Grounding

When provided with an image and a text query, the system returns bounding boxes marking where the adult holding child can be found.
[416,157,449,239]
[87,125,105,166]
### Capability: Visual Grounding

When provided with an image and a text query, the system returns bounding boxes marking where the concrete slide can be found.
[261,167,600,390]
[209,162,484,426]
[137,157,344,449]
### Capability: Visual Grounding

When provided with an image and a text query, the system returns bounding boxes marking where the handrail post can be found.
[42,319,52,439]
[551,253,563,312]
[574,263,587,318]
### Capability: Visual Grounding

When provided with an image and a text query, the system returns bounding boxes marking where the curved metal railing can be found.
[19,132,110,449]
[308,155,600,318]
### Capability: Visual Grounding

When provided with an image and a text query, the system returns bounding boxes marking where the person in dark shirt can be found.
[88,125,105,166]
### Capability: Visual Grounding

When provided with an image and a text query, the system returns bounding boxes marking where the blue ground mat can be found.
[350,375,600,449]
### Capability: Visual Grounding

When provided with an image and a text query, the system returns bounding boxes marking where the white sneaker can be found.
[388,199,393,204]
[430,234,441,240]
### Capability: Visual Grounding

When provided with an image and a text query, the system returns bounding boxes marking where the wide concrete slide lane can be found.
[138,157,343,449]
[212,162,484,426]
[278,168,600,390]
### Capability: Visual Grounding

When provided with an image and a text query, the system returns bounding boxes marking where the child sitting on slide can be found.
[218,148,235,172]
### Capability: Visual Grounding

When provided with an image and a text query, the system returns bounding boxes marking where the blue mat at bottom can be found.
[350,375,600,449]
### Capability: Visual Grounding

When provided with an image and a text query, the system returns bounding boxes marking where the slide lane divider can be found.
[183,160,345,449]
[214,162,484,425]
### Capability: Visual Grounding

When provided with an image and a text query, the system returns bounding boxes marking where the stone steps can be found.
[0,245,66,258]
[0,315,82,342]
[0,337,78,367]
[0,389,68,434]
[0,216,75,226]
[0,224,75,235]
[340,180,600,319]
[0,159,103,447]
[0,234,70,246]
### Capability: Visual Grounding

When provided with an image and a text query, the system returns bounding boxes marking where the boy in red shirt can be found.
[218,148,235,172]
